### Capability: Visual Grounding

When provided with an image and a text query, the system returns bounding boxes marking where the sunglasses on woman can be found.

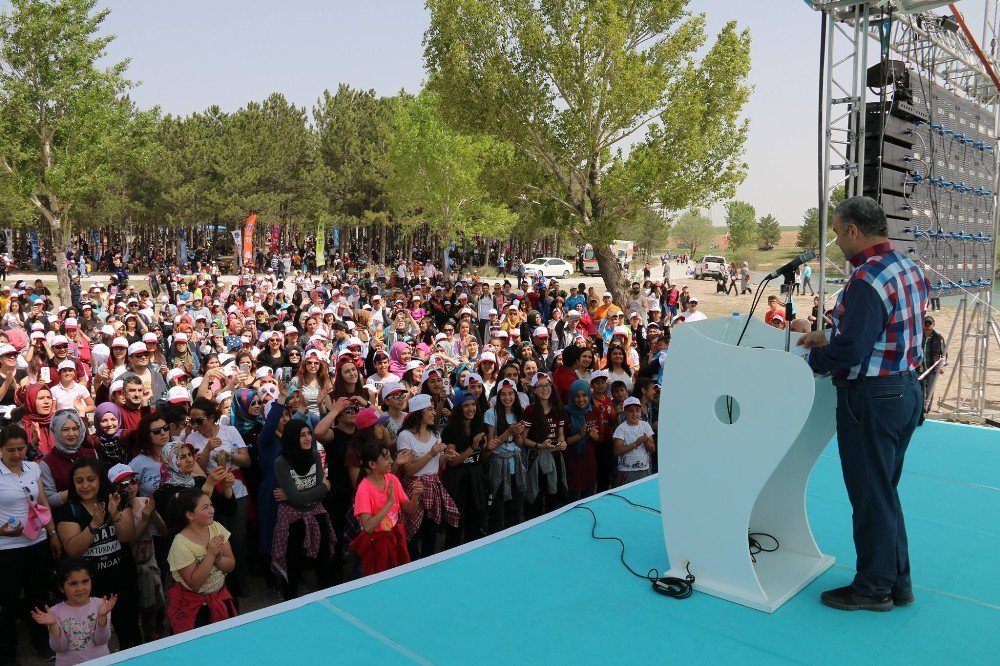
[190,416,208,426]
[150,425,170,436]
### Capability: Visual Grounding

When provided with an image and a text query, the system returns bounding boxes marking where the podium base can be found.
[666,552,835,613]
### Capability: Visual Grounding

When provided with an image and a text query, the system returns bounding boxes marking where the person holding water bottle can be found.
[0,424,61,663]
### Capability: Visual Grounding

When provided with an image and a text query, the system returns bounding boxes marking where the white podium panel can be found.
[658,315,835,612]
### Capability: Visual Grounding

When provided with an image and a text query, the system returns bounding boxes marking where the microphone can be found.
[764,250,816,281]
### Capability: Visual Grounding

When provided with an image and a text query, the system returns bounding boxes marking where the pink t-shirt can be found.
[354,473,409,532]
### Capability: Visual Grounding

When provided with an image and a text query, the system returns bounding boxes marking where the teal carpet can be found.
[104,420,999,665]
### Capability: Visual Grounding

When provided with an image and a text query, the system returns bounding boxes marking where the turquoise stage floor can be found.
[100,420,999,665]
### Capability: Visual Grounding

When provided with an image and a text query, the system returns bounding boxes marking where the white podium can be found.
[658,315,835,612]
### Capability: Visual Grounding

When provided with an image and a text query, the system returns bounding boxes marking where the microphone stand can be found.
[782,270,796,352]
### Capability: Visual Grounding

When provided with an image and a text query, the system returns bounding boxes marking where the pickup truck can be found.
[694,255,727,281]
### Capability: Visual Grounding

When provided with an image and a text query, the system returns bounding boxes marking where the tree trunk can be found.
[379,220,388,266]
[593,242,629,308]
[50,217,71,306]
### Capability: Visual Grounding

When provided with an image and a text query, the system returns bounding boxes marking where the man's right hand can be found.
[797,331,828,349]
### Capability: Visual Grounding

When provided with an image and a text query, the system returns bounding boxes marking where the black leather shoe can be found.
[892,589,916,606]
[821,585,893,612]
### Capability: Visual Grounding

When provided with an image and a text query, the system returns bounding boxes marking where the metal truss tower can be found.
[810,1,1000,417]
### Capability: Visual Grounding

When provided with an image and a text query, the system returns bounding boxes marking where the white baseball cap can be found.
[166,368,188,383]
[127,342,147,356]
[107,463,137,485]
[407,394,433,412]
[167,386,191,404]
[380,382,407,400]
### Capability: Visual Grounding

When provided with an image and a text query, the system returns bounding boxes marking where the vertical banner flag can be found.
[3,229,11,258]
[333,227,340,250]
[29,229,40,269]
[231,230,242,267]
[178,230,187,267]
[242,214,257,268]
[124,234,135,263]
[270,224,281,254]
[316,221,326,267]
[91,230,100,258]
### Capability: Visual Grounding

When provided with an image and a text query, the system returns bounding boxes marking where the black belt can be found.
[832,370,915,388]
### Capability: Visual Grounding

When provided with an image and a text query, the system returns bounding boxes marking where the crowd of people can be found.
[0,260,685,664]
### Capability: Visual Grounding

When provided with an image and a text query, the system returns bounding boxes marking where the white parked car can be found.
[524,257,575,279]
[694,255,727,281]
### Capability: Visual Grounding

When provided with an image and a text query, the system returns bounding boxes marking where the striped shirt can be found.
[808,242,927,379]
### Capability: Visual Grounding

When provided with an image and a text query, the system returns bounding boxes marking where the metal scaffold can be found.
[809,0,1000,417]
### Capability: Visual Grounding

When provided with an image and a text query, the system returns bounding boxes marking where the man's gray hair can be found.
[834,196,888,238]
[121,373,143,386]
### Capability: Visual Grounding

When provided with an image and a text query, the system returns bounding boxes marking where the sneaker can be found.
[820,585,893,612]
[892,589,916,606]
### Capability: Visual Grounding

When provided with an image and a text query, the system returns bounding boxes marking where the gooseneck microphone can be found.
[764,250,816,281]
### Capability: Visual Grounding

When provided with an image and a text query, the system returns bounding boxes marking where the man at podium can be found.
[798,196,927,612]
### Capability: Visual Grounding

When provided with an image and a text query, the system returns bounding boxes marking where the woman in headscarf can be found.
[271,417,334,600]
[256,383,301,588]
[38,409,99,508]
[168,332,200,377]
[87,402,130,468]
[281,345,303,378]
[388,341,411,378]
[562,379,599,500]
[16,383,56,458]
[152,440,237,528]
[230,387,265,520]
[229,388,264,445]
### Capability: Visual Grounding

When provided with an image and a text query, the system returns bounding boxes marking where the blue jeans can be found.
[834,372,922,597]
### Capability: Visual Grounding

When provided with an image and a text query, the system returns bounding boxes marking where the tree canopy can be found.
[424,0,752,302]
[0,0,154,302]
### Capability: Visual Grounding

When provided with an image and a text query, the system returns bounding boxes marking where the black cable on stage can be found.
[607,492,661,514]
[749,532,780,563]
[571,504,694,600]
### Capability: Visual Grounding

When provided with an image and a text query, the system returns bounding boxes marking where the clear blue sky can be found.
[95,1,835,227]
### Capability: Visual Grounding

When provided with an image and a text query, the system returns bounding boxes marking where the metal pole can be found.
[818,10,835,327]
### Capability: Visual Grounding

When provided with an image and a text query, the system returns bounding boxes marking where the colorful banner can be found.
[242,214,257,268]
[316,221,326,267]
[178,229,187,266]
[29,229,40,269]
[231,230,242,267]
[269,224,281,254]
[91,230,100,258]
[333,227,340,250]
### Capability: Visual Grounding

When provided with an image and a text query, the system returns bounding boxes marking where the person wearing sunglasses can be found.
[0,343,21,407]
[110,462,167,641]
[126,342,167,409]
[129,411,173,498]
[184,397,251,599]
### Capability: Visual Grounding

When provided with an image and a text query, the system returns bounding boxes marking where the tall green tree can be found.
[386,91,517,271]
[313,85,396,260]
[757,213,781,250]
[798,189,844,250]
[0,0,151,303]
[424,0,751,303]
[724,200,757,251]
[671,209,715,259]
[217,94,321,230]
[157,108,230,244]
